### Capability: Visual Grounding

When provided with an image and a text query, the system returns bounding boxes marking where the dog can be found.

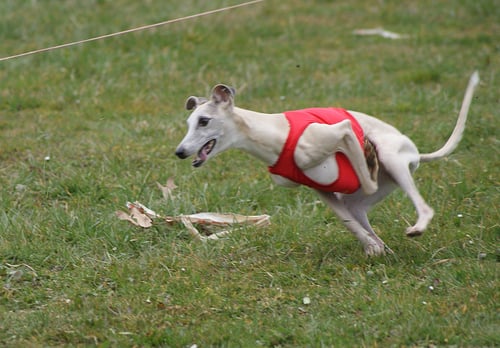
[175,72,479,256]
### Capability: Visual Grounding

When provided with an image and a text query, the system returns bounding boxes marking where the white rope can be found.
[0,0,264,62]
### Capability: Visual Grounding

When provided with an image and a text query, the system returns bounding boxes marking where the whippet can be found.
[175,72,479,256]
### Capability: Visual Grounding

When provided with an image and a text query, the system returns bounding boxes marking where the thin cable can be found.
[0,0,264,62]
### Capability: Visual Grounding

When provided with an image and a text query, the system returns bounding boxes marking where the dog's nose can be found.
[175,147,188,159]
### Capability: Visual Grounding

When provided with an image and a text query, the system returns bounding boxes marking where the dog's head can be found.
[175,84,237,167]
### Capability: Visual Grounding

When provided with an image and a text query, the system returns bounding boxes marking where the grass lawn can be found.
[0,0,498,346]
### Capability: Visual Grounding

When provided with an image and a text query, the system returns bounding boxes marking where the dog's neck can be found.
[230,107,288,166]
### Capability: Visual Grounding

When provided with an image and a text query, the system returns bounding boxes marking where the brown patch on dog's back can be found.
[364,138,379,182]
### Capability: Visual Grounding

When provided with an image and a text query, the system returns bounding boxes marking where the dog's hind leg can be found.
[340,172,399,254]
[316,190,387,256]
[381,157,434,237]
[297,121,378,195]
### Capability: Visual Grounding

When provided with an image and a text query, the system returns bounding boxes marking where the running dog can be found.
[175,72,479,255]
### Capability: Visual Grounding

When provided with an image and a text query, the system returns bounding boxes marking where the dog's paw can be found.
[364,243,386,256]
[405,226,424,237]
[406,206,434,237]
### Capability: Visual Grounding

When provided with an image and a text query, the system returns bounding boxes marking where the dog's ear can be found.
[185,96,208,110]
[211,84,236,105]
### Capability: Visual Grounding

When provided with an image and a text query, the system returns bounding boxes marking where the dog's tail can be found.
[420,71,480,163]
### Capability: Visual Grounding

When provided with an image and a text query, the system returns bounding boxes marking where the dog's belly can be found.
[270,157,340,187]
[301,157,339,185]
[270,174,300,187]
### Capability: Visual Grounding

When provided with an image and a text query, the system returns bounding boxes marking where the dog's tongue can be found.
[193,141,214,167]
[198,147,209,161]
[193,147,208,166]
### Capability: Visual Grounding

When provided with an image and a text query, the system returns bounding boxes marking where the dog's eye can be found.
[198,117,211,127]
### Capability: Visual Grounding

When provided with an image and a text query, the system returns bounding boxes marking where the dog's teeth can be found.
[206,141,214,152]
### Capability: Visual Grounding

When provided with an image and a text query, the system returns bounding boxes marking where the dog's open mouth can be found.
[192,139,216,167]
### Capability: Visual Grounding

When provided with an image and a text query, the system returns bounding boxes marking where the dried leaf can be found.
[179,216,233,242]
[116,199,271,239]
[129,206,153,228]
[180,216,203,241]
[115,210,136,225]
[178,212,271,226]
[116,204,153,228]
[157,177,177,201]
[127,201,160,219]
[205,230,232,240]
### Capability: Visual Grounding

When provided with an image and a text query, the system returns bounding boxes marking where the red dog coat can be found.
[268,108,364,194]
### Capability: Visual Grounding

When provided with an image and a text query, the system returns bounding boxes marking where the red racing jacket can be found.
[268,108,364,194]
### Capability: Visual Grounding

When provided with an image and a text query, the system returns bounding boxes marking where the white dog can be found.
[175,72,479,255]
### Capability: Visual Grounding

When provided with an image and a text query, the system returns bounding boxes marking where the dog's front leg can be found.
[296,121,378,195]
[316,190,387,256]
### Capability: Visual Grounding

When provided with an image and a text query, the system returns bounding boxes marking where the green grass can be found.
[0,0,498,346]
